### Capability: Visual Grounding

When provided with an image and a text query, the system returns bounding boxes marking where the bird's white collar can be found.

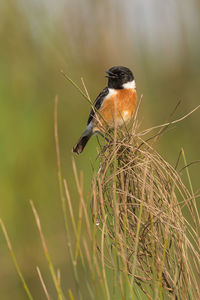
[122,80,136,89]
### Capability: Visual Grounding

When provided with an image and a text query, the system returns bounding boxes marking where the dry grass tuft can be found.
[92,116,200,299]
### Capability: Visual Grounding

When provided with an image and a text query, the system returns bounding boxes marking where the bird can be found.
[72,66,137,154]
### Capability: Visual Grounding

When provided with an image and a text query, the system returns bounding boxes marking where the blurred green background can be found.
[0,0,200,299]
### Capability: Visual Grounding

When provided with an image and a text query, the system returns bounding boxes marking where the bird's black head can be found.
[105,66,135,89]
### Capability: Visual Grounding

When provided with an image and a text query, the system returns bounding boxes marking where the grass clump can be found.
[92,120,199,299]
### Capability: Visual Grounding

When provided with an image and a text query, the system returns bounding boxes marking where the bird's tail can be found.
[72,125,93,154]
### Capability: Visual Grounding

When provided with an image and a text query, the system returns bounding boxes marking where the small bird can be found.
[72,66,137,154]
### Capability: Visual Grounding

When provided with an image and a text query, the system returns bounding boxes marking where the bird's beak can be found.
[105,70,117,78]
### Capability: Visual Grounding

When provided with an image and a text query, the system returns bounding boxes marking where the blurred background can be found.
[0,0,200,299]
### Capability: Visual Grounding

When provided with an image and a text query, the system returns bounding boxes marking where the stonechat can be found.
[72,66,137,154]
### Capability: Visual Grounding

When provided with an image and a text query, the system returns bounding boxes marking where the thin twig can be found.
[30,201,64,300]
[36,266,51,300]
[139,104,200,136]
[0,219,34,300]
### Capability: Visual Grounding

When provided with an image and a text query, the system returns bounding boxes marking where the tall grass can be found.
[0,76,199,299]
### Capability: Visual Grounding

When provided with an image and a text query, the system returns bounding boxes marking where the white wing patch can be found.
[107,88,117,96]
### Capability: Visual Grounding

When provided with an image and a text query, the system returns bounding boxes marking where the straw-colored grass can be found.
[92,120,200,299]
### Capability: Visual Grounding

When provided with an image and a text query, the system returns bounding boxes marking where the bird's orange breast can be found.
[95,88,137,128]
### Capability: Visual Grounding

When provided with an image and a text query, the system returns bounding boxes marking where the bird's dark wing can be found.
[87,87,109,125]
